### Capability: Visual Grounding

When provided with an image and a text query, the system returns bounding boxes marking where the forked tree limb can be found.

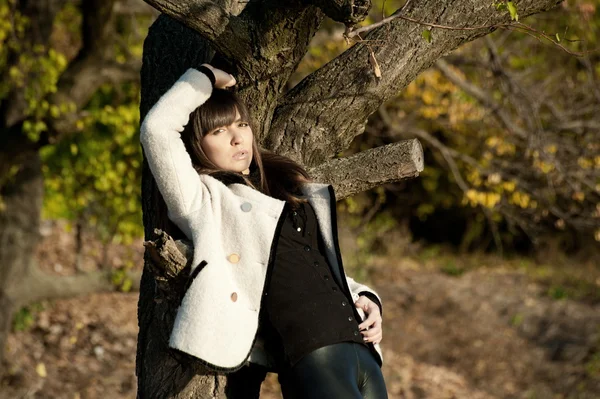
[267,0,563,166]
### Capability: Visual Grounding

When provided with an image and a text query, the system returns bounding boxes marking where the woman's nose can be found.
[231,129,244,145]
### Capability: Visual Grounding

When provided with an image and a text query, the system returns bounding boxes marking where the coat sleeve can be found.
[346,276,383,316]
[140,68,213,220]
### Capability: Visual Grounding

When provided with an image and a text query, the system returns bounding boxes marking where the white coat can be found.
[140,68,383,371]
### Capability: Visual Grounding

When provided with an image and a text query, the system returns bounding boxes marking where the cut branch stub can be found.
[143,228,193,280]
[308,138,424,200]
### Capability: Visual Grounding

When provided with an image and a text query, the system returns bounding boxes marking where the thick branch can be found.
[268,0,562,165]
[142,0,252,62]
[308,138,424,199]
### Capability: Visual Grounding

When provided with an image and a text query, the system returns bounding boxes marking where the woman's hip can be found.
[279,342,388,399]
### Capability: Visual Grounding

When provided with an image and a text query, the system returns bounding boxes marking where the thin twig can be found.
[346,13,596,58]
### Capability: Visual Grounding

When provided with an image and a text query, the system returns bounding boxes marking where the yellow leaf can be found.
[36,363,47,378]
[369,50,381,79]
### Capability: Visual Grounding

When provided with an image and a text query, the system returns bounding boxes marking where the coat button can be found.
[304,245,311,252]
[354,330,359,336]
[231,292,238,302]
[241,202,252,212]
[227,253,241,263]
[341,300,347,306]
[348,316,353,322]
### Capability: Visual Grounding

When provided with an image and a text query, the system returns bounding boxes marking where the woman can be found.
[140,64,387,398]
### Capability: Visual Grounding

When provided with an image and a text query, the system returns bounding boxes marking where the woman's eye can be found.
[212,128,225,134]
[239,122,249,128]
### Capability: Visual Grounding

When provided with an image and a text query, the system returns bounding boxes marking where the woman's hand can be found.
[355,296,383,345]
[201,64,236,89]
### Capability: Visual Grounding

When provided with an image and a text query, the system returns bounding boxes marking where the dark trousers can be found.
[226,342,388,399]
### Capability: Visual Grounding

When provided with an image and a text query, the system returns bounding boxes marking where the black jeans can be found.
[225,342,387,399]
[278,342,388,399]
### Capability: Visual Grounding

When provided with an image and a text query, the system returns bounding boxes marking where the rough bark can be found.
[308,138,424,199]
[267,0,563,166]
[137,15,229,398]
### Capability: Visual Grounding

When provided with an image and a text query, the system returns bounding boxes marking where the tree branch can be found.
[267,0,562,166]
[434,58,528,138]
[307,138,424,199]
[142,0,253,63]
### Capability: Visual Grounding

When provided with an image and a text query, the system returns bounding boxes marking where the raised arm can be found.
[140,68,213,220]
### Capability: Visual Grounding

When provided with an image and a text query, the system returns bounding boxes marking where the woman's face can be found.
[201,109,253,175]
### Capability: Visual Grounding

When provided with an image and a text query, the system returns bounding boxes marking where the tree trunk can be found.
[136,15,233,399]
[0,151,44,368]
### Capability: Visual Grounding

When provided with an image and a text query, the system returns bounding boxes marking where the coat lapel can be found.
[301,183,344,285]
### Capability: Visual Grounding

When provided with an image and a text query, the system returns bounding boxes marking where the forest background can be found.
[0,0,599,398]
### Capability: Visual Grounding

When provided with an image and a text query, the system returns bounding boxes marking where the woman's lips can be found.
[232,150,248,160]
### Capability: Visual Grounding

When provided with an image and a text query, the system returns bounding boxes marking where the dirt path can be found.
[3,266,599,398]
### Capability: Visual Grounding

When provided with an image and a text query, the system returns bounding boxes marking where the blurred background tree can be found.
[0,0,156,369]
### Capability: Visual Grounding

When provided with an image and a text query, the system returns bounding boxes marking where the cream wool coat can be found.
[140,68,383,371]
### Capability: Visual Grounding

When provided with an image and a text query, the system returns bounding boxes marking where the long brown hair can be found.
[180,88,310,206]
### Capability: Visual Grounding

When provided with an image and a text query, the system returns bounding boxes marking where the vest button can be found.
[227,253,241,263]
[241,202,252,212]
[231,292,238,302]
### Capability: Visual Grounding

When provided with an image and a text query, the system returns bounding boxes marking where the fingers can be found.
[200,64,236,89]
[355,296,383,344]
[361,319,383,344]
[358,311,378,331]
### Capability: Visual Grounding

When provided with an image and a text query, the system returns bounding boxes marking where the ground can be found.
[2,221,599,398]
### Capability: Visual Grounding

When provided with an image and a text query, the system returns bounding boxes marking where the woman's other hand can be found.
[355,296,383,345]
[201,64,236,89]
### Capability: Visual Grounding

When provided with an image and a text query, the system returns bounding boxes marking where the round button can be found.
[304,245,311,252]
[227,253,241,263]
[297,227,302,232]
[324,276,329,281]
[314,262,319,267]
[332,287,338,292]
[292,211,297,216]
[241,202,252,212]
[354,331,359,336]
[231,292,238,302]
[348,316,353,322]
[341,301,347,306]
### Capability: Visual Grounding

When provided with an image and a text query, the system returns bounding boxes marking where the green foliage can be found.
[421,29,433,43]
[510,312,524,327]
[41,84,143,246]
[440,260,464,276]
[111,265,134,292]
[13,302,44,332]
[547,285,568,300]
